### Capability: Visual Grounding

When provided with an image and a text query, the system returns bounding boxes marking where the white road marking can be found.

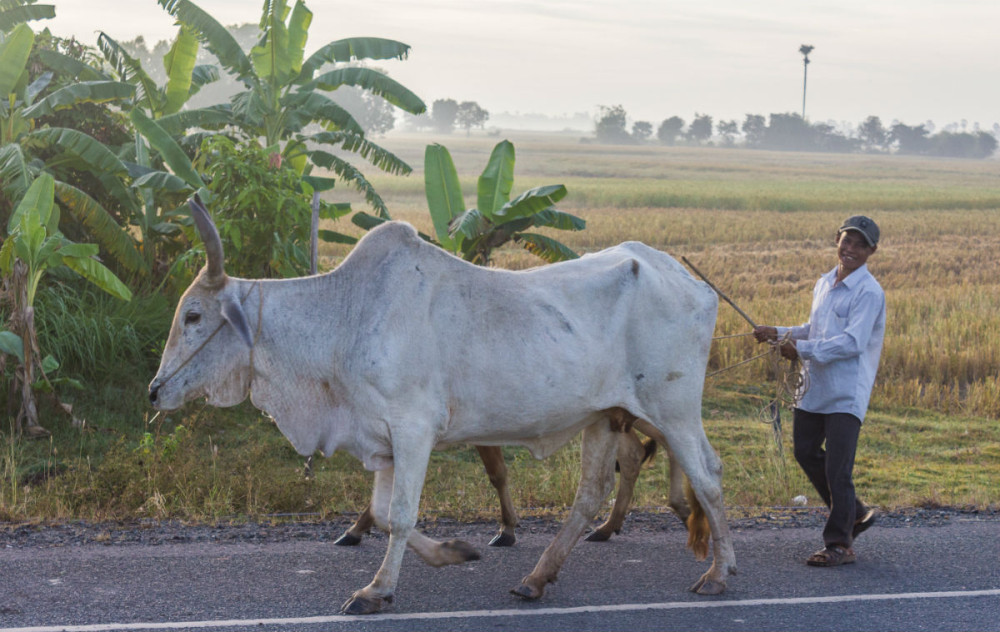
[3,588,999,632]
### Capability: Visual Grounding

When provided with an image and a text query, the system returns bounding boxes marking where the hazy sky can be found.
[46,0,1000,130]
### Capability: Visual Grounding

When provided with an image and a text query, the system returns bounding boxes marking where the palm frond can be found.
[308,130,412,175]
[308,149,389,218]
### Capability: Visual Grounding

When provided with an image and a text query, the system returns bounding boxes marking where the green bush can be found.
[197,136,317,278]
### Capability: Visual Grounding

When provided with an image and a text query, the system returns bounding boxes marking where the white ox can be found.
[149,198,736,614]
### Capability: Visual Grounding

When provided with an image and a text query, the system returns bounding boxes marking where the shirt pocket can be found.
[832,295,851,319]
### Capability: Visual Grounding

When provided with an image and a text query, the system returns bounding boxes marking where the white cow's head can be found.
[148,197,255,411]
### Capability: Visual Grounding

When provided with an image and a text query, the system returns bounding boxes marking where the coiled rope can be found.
[706,329,811,459]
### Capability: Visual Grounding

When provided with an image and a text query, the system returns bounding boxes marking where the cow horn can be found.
[189,195,225,283]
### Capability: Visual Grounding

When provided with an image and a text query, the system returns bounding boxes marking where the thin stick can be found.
[310,191,320,275]
[681,256,758,329]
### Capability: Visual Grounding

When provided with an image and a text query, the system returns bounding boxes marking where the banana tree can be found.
[156,0,426,218]
[0,173,131,435]
[0,23,148,278]
[357,141,585,266]
[0,0,54,32]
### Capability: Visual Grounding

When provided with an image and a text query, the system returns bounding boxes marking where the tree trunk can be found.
[5,259,48,437]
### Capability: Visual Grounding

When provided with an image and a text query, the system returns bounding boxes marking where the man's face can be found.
[837,229,876,274]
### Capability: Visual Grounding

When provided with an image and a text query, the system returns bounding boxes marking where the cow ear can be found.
[221,296,253,348]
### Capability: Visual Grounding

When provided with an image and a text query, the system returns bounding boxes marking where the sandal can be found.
[853,508,877,539]
[806,544,856,567]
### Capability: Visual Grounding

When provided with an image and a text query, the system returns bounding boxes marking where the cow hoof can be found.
[333,531,363,547]
[689,576,726,596]
[510,582,544,600]
[442,539,481,563]
[340,592,392,615]
[584,529,612,542]
[488,530,516,547]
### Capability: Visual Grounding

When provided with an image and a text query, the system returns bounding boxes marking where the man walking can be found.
[753,215,885,567]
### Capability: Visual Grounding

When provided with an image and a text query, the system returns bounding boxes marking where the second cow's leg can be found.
[586,430,644,541]
[475,445,519,547]
[511,421,618,600]
[334,502,376,546]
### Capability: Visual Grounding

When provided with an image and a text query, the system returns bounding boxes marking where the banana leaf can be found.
[493,184,568,220]
[0,330,24,363]
[309,149,388,218]
[305,67,425,114]
[21,80,135,119]
[309,130,412,175]
[300,37,412,81]
[0,23,33,97]
[478,140,515,217]
[97,33,161,112]
[35,49,107,81]
[63,254,132,302]
[157,0,254,83]
[530,208,586,231]
[515,232,580,263]
[0,3,55,31]
[26,127,129,176]
[130,108,205,189]
[423,143,464,250]
[163,25,199,115]
[54,181,148,276]
[282,91,364,135]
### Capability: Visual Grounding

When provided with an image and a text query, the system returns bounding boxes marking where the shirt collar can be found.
[825,263,870,288]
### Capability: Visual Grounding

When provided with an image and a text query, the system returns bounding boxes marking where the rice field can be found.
[326,132,1000,420]
[4,132,998,522]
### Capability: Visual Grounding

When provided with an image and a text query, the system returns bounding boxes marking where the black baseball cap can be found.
[837,215,879,247]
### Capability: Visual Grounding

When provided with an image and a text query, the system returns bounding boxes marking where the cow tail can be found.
[640,437,657,465]
[685,477,710,561]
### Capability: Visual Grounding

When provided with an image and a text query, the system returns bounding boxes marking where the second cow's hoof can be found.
[488,530,516,547]
[333,531,363,547]
[340,592,392,615]
[510,582,544,601]
[442,539,481,564]
[689,576,726,596]
[584,529,612,542]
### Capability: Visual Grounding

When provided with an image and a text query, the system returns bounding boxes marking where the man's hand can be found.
[753,325,777,343]
[778,340,799,361]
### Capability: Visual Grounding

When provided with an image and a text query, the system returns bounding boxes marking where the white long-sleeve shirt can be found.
[776,264,886,422]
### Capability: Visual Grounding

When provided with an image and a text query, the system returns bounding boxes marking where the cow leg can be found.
[341,442,479,615]
[475,445,519,547]
[512,421,618,600]
[630,419,692,525]
[586,429,643,542]
[334,502,375,546]
[643,421,737,595]
[663,441,692,524]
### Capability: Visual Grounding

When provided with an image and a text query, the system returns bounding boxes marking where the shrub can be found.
[197,136,318,278]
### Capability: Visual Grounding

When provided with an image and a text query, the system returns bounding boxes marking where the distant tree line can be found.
[403,99,490,135]
[594,105,999,160]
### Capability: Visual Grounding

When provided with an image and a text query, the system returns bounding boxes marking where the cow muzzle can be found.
[148,380,162,407]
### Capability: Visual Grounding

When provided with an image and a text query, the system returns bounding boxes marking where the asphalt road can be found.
[2,511,999,632]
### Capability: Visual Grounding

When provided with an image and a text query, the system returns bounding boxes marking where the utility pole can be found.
[799,44,814,119]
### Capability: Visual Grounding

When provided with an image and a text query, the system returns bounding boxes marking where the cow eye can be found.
[184,311,201,326]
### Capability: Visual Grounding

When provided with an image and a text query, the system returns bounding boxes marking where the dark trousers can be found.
[793,408,868,547]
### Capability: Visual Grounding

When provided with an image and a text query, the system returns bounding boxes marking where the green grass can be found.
[3,134,1000,523]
